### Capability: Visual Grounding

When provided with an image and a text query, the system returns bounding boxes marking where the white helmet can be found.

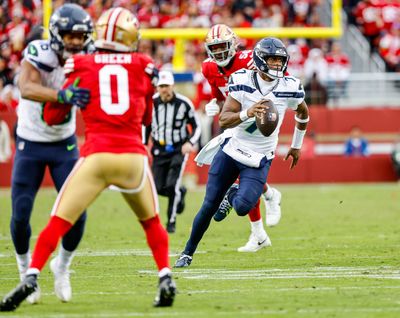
[205,24,237,67]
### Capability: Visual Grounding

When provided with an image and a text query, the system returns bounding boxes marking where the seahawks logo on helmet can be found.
[253,37,290,80]
[49,3,93,59]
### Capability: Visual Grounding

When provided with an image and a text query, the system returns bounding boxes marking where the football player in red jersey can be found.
[200,24,282,252]
[0,8,176,312]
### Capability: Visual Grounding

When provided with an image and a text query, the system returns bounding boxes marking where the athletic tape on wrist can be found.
[239,109,249,122]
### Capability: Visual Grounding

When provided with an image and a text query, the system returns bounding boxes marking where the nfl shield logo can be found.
[268,113,277,121]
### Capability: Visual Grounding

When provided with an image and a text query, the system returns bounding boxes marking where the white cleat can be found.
[263,188,282,227]
[19,271,41,304]
[237,234,272,252]
[50,258,72,302]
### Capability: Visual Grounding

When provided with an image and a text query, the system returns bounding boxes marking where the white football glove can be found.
[205,98,220,117]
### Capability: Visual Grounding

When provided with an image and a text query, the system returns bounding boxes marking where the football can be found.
[255,100,279,137]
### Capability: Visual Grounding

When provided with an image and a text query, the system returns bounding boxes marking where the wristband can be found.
[239,109,249,122]
[291,126,306,149]
[295,115,310,123]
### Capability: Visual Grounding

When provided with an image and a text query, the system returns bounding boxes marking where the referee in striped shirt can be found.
[148,71,201,233]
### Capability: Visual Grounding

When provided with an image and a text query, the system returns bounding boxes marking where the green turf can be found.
[0,184,399,317]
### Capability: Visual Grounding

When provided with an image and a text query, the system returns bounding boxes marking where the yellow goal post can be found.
[42,0,342,71]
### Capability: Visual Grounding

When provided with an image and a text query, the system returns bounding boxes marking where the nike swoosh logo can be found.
[67,144,76,151]
[258,239,267,246]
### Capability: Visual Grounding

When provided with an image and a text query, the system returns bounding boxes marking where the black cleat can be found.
[166,222,176,234]
[0,275,38,312]
[176,187,187,214]
[153,274,176,307]
[174,253,192,268]
[213,184,239,222]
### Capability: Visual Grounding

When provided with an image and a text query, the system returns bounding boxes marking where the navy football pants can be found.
[183,148,271,256]
[11,135,87,255]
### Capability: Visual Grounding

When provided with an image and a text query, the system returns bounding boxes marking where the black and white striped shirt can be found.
[150,92,201,149]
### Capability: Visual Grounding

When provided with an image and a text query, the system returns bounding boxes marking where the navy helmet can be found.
[253,37,289,79]
[49,3,93,58]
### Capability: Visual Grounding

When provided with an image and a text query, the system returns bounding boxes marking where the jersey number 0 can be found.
[99,65,129,115]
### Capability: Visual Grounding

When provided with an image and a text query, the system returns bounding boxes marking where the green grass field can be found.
[0,184,399,318]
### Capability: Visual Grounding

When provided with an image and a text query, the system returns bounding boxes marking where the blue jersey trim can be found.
[229,85,256,94]
[273,91,305,98]
[28,58,54,73]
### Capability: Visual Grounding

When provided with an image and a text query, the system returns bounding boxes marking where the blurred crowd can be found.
[0,0,399,113]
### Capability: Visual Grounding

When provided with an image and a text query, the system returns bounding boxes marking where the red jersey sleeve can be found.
[143,92,153,126]
[139,54,156,126]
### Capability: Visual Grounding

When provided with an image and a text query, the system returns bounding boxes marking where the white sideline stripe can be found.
[139,267,400,280]
[0,250,206,258]
[34,285,400,296]
[1,266,399,281]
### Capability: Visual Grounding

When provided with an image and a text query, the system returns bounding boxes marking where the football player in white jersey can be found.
[9,3,92,304]
[175,37,309,267]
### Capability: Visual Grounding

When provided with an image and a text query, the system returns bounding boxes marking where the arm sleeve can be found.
[202,62,225,101]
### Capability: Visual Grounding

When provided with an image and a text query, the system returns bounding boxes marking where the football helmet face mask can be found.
[205,24,237,67]
[49,3,93,59]
[253,37,289,79]
[95,8,140,52]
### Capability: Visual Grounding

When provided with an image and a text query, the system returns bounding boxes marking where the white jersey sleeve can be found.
[272,76,305,110]
[17,40,76,142]
[23,40,59,74]
[227,69,256,105]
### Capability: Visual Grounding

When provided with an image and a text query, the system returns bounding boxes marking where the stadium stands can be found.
[0,0,399,186]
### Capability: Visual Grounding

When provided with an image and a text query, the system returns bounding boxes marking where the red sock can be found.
[140,215,170,271]
[30,216,72,271]
[248,199,261,222]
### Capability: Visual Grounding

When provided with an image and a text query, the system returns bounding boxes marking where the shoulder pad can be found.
[24,40,59,72]
[282,76,303,91]
[230,68,252,85]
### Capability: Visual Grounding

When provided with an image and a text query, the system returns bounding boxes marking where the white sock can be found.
[250,220,267,241]
[264,185,274,200]
[16,251,31,273]
[26,268,40,276]
[158,267,171,278]
[57,245,75,272]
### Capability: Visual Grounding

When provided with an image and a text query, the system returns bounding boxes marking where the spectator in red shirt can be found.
[379,22,400,72]
[353,0,384,51]
[325,42,351,100]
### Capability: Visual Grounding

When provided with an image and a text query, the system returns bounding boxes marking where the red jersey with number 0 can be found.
[202,50,254,101]
[63,52,155,156]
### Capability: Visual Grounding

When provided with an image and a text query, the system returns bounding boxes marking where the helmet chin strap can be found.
[267,69,284,79]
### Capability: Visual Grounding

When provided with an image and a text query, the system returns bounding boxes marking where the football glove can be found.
[205,98,220,117]
[57,78,90,108]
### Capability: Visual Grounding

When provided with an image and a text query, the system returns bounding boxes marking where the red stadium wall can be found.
[197,155,396,184]
[1,107,399,187]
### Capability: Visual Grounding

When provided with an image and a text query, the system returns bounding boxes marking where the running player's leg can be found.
[10,138,46,303]
[115,154,175,307]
